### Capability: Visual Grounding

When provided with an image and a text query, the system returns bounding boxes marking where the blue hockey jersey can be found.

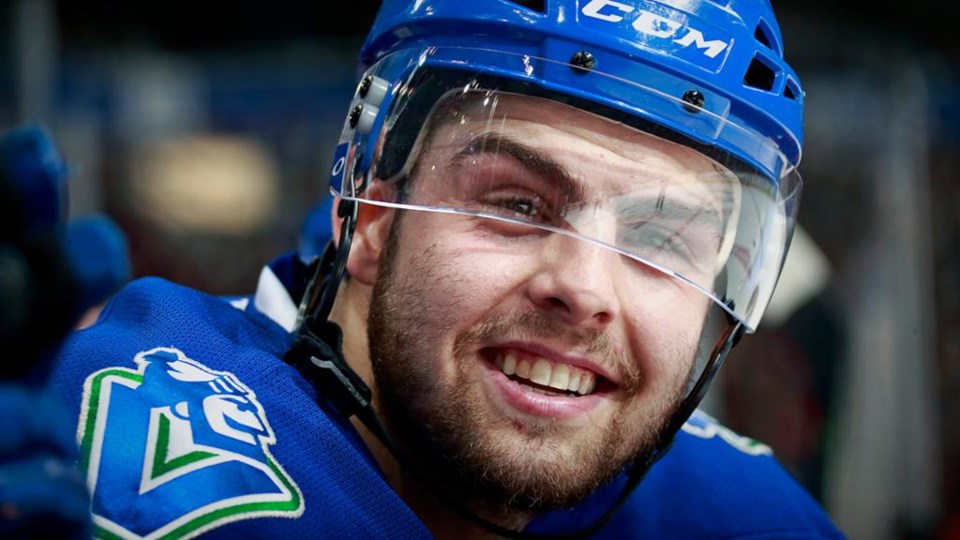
[50,254,846,539]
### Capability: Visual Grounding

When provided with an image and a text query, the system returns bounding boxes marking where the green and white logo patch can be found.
[77,347,303,539]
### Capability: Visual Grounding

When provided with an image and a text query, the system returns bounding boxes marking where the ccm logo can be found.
[582,0,730,59]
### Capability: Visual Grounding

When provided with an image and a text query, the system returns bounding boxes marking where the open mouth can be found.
[487,349,609,398]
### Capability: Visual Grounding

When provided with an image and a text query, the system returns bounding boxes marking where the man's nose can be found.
[525,232,622,330]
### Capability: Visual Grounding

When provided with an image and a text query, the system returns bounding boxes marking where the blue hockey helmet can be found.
[328,0,805,332]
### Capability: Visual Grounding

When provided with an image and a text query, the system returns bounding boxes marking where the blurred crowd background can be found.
[2,1,958,539]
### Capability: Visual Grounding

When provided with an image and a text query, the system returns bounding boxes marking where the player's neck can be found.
[329,281,375,387]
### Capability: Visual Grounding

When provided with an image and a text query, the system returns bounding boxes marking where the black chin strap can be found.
[284,205,745,539]
[297,199,358,327]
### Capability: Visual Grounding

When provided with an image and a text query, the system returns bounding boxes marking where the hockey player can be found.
[30,0,845,538]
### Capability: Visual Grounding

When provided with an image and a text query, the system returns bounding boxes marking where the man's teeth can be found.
[495,352,597,395]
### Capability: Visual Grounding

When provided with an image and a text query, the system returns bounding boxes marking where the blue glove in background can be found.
[0,124,132,538]
[0,384,92,539]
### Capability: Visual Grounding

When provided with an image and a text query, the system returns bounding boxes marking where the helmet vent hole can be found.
[505,0,546,13]
[744,56,776,92]
[784,83,796,100]
[784,78,801,102]
[754,25,771,49]
[754,18,783,57]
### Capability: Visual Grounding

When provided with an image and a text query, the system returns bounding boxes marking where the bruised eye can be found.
[468,186,568,238]
[468,175,562,223]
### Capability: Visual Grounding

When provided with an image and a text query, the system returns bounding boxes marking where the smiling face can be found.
[352,92,735,513]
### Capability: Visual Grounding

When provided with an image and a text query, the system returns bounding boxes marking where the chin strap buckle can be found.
[284,319,372,419]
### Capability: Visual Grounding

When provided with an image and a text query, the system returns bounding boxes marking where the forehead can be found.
[434,93,723,171]
[418,92,734,200]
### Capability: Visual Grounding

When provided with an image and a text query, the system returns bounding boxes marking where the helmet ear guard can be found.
[341,75,393,186]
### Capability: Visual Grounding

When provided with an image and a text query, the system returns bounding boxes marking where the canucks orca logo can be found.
[77,347,304,539]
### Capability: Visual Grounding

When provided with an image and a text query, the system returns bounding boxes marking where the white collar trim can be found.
[252,266,298,332]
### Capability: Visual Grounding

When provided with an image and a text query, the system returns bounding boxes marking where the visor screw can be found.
[357,76,373,98]
[570,50,596,73]
[682,90,705,112]
[349,104,364,128]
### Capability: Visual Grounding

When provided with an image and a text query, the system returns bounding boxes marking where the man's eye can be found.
[499,198,540,217]
[480,191,551,221]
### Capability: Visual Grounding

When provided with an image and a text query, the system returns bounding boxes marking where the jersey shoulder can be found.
[48,275,431,539]
[48,277,303,538]
[612,409,846,538]
[526,409,845,538]
[52,275,289,392]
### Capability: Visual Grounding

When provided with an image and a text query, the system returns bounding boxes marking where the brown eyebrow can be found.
[451,132,586,204]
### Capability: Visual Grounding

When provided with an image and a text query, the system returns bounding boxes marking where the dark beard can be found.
[366,214,688,514]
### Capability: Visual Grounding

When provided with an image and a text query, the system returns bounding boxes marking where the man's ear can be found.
[331,191,394,287]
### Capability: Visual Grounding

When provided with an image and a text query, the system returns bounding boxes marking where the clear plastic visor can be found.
[335,60,801,332]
